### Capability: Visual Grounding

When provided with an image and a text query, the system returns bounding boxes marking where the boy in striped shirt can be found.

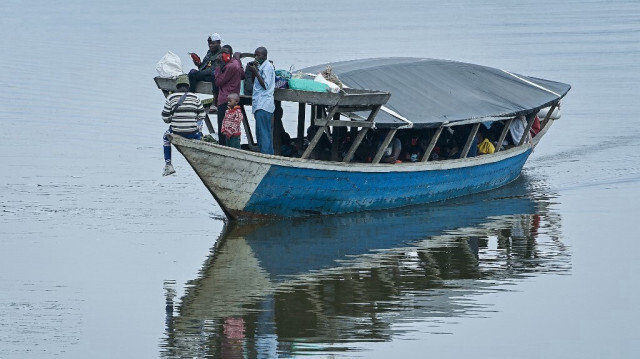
[161,74,204,176]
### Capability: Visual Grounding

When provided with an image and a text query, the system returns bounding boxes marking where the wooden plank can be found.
[155,77,391,107]
[274,88,342,106]
[343,126,369,163]
[314,119,375,128]
[301,123,326,159]
[460,123,480,158]
[297,103,306,150]
[421,126,444,162]
[366,105,382,122]
[300,105,321,159]
[495,118,513,153]
[273,101,283,155]
[203,112,215,135]
[540,103,558,131]
[335,105,385,113]
[518,114,536,146]
[240,105,256,146]
[331,113,344,161]
[342,105,380,163]
[372,129,397,164]
[336,91,391,106]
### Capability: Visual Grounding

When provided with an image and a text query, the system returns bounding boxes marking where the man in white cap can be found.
[188,33,223,96]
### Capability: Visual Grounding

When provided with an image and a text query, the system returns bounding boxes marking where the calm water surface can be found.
[1,0,639,358]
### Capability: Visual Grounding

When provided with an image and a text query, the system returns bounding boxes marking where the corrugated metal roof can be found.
[301,58,571,128]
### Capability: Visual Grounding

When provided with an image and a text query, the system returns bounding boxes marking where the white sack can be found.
[314,73,340,93]
[156,51,183,78]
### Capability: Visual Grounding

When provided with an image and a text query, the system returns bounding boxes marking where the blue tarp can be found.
[301,58,571,128]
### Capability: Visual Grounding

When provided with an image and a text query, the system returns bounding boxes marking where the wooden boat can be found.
[155,57,571,219]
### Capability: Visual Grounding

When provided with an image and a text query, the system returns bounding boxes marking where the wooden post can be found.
[421,126,444,162]
[495,118,513,152]
[343,104,380,162]
[301,124,326,159]
[239,105,256,146]
[343,127,368,163]
[203,112,216,135]
[460,123,480,158]
[518,114,536,146]
[273,101,283,155]
[331,112,344,161]
[372,129,398,164]
[297,102,306,150]
[540,103,558,131]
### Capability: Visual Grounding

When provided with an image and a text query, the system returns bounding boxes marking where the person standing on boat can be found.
[214,45,244,146]
[161,74,205,176]
[188,33,223,97]
[248,47,275,155]
[220,93,244,149]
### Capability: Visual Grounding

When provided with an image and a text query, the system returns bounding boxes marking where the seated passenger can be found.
[530,114,541,137]
[188,33,223,95]
[306,125,332,160]
[477,131,495,154]
[403,136,422,162]
[450,125,478,158]
[377,136,402,163]
[280,131,297,157]
[508,115,528,145]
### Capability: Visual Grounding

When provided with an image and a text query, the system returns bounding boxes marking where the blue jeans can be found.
[254,110,274,155]
[163,128,200,163]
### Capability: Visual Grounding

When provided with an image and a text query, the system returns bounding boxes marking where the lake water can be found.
[1,0,639,358]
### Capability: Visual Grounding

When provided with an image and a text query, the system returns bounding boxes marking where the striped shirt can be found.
[162,92,205,133]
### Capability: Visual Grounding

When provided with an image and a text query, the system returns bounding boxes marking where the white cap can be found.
[208,33,223,42]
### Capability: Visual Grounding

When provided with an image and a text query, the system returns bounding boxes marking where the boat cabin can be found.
[155,58,569,166]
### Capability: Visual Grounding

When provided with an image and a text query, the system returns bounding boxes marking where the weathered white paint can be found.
[173,137,271,213]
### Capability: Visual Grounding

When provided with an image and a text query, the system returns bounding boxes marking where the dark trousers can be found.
[188,69,216,94]
[217,103,228,145]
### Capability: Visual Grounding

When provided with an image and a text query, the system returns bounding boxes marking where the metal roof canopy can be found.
[301,57,571,129]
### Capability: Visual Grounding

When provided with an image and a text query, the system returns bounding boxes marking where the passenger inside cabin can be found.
[306,125,332,160]
[530,114,541,138]
[477,130,495,155]
[446,125,478,159]
[402,135,422,162]
[375,131,402,163]
[420,137,441,161]
[279,131,298,157]
[508,115,528,147]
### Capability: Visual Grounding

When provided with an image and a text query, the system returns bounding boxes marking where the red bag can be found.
[189,52,201,66]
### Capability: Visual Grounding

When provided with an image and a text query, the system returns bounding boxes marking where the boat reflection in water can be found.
[160,176,570,358]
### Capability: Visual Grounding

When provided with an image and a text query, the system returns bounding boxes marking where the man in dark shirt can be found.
[214,45,244,145]
[188,33,223,95]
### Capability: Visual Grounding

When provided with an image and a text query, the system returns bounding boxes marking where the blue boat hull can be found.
[171,135,533,219]
[246,150,531,217]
